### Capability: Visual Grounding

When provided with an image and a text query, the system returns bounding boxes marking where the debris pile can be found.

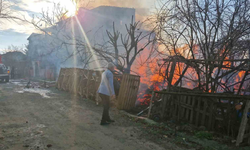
[13,79,54,98]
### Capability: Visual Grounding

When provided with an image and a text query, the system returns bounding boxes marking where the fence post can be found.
[147,92,155,118]
[236,100,250,146]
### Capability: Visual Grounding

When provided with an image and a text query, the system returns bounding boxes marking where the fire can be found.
[238,71,244,78]
[132,46,165,105]
[133,45,196,105]
[233,71,246,92]
[187,82,192,87]
[133,39,248,105]
[223,56,231,68]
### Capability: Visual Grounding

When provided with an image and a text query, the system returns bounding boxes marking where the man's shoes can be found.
[100,121,110,125]
[107,119,115,123]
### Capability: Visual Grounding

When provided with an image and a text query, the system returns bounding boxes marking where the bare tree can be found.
[0,0,25,22]
[94,16,157,74]
[3,45,28,54]
[156,0,250,94]
[27,1,95,69]
[28,1,158,74]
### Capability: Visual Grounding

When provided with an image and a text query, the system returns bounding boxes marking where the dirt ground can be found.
[0,80,183,150]
[1,80,249,150]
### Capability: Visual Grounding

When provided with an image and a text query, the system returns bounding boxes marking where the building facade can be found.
[27,6,136,80]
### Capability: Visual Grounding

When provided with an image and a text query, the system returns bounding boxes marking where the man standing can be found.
[97,63,116,125]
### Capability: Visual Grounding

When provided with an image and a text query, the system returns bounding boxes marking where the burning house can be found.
[27,6,136,80]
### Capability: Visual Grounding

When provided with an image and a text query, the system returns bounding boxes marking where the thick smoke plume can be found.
[80,0,154,21]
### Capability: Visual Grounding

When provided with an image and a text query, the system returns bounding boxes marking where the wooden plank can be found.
[56,68,63,88]
[62,74,69,91]
[90,71,98,98]
[195,97,201,127]
[161,94,166,117]
[67,69,74,91]
[86,70,91,99]
[117,74,125,109]
[130,76,139,109]
[161,92,169,119]
[201,99,208,126]
[128,76,140,109]
[184,95,190,121]
[168,95,174,117]
[185,96,190,121]
[236,100,250,146]
[57,72,65,89]
[208,102,214,130]
[75,70,81,94]
[177,95,181,121]
[126,75,135,109]
[185,108,191,121]
[181,95,186,119]
[79,71,84,97]
[148,92,155,118]
[119,74,128,109]
[227,99,232,136]
[129,75,140,109]
[174,97,178,118]
[77,74,83,96]
[123,75,131,109]
[81,70,88,98]
[174,96,179,119]
[190,96,195,124]
[118,74,126,108]
[69,69,77,94]
[60,70,66,90]
[117,74,140,110]
[165,94,172,117]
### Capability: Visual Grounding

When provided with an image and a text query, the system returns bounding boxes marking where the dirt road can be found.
[0,81,175,150]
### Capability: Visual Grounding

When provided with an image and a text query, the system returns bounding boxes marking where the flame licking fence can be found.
[147,91,250,146]
[56,68,140,110]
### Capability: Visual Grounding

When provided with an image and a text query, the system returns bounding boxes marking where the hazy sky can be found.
[0,0,156,52]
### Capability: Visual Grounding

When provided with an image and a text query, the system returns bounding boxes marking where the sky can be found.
[0,0,157,52]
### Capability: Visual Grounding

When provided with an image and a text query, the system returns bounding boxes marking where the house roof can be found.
[27,33,41,40]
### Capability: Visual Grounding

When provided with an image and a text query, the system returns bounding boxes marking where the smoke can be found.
[91,0,153,8]
[79,0,155,21]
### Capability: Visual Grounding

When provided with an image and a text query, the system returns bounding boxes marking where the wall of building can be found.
[27,6,136,80]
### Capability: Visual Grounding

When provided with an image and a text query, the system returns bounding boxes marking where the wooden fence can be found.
[57,68,102,99]
[148,91,250,146]
[56,68,140,110]
[117,74,140,110]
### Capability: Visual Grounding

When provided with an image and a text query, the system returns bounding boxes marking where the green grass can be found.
[195,131,213,140]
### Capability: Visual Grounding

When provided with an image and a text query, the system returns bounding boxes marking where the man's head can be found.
[107,62,115,71]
